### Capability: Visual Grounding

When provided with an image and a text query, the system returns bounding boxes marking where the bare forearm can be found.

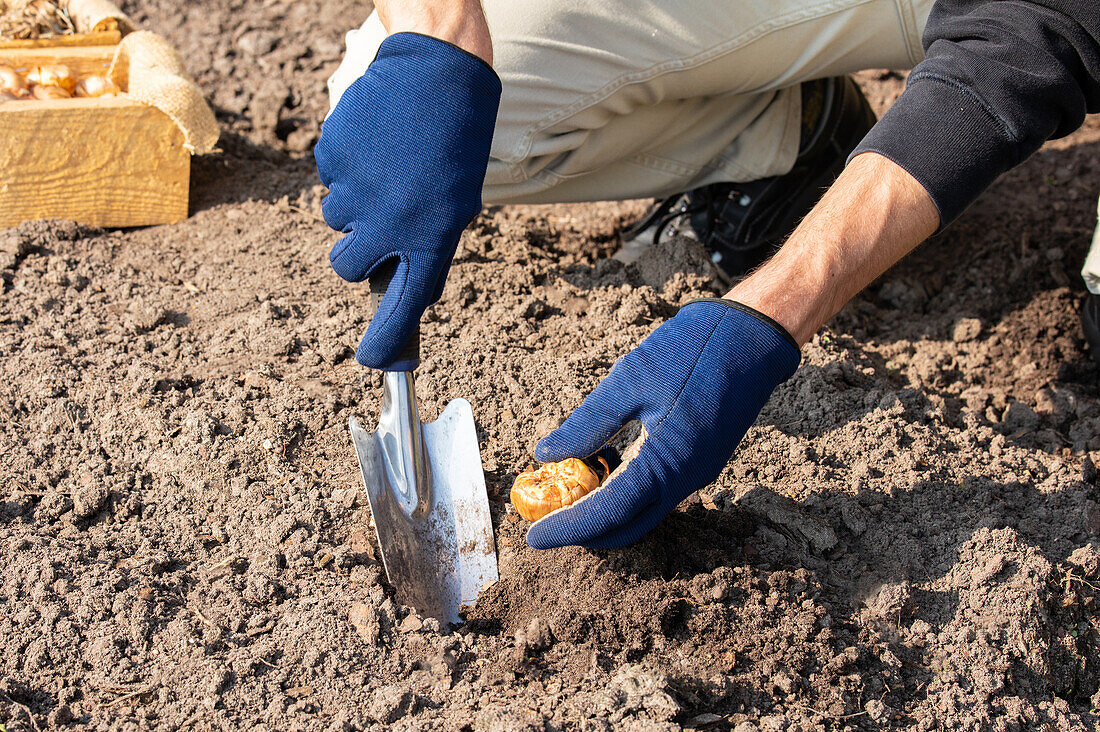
[728,152,939,345]
[374,0,493,65]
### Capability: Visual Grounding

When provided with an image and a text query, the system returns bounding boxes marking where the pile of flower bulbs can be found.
[0,63,117,100]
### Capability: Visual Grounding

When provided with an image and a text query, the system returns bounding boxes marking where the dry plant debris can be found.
[0,0,75,41]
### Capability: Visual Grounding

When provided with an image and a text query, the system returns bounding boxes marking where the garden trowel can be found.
[347,264,497,626]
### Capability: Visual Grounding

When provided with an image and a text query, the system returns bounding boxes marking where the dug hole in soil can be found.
[3,2,1100,730]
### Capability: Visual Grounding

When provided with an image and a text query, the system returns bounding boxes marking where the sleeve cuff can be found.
[848,75,1021,229]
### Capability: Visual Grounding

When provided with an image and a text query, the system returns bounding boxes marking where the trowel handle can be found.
[369,260,421,371]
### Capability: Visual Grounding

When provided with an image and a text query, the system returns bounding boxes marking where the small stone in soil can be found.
[71,476,109,521]
[524,616,553,652]
[1002,401,1039,433]
[398,614,423,633]
[368,685,415,724]
[348,602,380,645]
[952,317,983,342]
[689,713,723,727]
[1082,456,1097,484]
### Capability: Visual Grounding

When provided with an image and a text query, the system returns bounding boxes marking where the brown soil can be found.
[3,3,1100,731]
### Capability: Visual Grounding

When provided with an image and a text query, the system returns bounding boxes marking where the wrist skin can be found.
[726,152,940,346]
[374,0,493,65]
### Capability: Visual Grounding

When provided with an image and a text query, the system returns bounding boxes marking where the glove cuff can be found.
[682,298,800,352]
[374,31,502,99]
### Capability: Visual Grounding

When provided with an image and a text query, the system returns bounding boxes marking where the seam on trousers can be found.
[628,153,700,178]
[519,154,702,184]
[510,0,878,164]
[893,0,921,67]
[517,148,749,192]
[701,153,760,182]
[624,154,749,191]
[493,146,707,189]
[497,134,761,189]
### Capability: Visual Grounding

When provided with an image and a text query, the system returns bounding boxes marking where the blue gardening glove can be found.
[528,299,801,550]
[315,32,501,369]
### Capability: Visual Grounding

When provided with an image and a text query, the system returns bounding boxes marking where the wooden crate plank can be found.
[0,30,121,50]
[0,96,189,228]
[0,45,114,78]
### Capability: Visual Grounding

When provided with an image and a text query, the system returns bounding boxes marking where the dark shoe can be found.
[1082,293,1100,364]
[619,75,877,282]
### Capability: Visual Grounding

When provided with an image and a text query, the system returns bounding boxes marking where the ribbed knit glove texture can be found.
[314,32,501,369]
[528,299,801,550]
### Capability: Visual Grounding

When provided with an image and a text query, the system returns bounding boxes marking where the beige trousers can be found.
[1083,197,1100,293]
[328,0,935,205]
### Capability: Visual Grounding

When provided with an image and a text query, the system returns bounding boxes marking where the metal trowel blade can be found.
[348,397,497,626]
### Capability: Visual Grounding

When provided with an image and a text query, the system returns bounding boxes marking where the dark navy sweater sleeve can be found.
[848,0,1100,227]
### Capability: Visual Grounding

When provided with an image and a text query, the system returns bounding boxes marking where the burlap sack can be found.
[66,0,134,34]
[108,31,219,155]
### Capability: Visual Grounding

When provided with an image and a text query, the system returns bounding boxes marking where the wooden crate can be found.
[0,41,189,228]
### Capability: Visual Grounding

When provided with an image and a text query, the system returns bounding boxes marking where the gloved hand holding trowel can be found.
[315,19,499,370]
[315,1,501,625]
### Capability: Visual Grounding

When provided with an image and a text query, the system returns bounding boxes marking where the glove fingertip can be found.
[525,505,596,549]
[357,259,439,370]
[328,231,369,282]
[523,490,600,550]
[534,403,631,465]
[354,337,390,370]
[525,522,561,551]
[534,431,574,463]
